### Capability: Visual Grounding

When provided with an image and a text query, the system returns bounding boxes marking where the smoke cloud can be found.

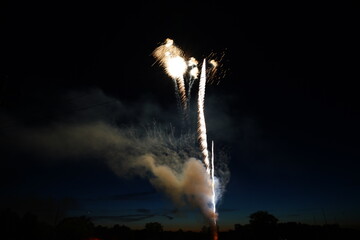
[1,88,230,222]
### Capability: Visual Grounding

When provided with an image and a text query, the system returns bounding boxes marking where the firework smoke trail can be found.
[177,75,188,113]
[197,59,210,175]
[211,140,216,214]
[198,60,218,240]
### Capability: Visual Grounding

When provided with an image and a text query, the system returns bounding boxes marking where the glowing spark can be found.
[189,67,199,80]
[165,38,173,47]
[188,57,198,67]
[206,50,228,85]
[182,57,198,107]
[209,59,218,68]
[188,57,199,79]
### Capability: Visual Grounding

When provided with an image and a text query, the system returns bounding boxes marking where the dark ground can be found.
[2,208,360,240]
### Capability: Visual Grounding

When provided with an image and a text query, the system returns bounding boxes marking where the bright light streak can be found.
[197,59,210,175]
[211,140,216,214]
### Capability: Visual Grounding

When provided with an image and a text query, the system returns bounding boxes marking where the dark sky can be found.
[1,0,359,231]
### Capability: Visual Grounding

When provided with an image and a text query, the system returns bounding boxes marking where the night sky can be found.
[1,0,359,232]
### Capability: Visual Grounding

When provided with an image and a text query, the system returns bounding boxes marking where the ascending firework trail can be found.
[197,59,210,174]
[198,60,218,240]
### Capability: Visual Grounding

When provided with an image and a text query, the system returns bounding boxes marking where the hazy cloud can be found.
[0,87,230,225]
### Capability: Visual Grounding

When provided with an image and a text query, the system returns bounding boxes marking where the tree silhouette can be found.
[201,225,210,234]
[248,211,279,240]
[113,224,130,233]
[0,209,21,240]
[56,216,94,240]
[145,222,163,233]
[234,223,242,232]
[249,210,278,226]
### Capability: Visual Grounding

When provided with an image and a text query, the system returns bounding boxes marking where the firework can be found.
[153,38,221,238]
[197,59,210,174]
[152,39,190,119]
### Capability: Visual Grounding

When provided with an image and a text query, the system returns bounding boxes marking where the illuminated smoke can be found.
[2,82,228,232]
[132,154,215,221]
[4,120,216,220]
[211,141,218,240]
[2,37,228,233]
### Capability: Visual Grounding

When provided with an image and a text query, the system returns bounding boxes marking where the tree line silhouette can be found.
[1,208,359,240]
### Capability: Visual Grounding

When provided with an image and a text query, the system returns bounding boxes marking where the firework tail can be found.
[198,60,218,240]
[176,75,189,123]
[197,59,210,175]
[176,76,187,111]
[211,140,216,214]
[186,76,194,111]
